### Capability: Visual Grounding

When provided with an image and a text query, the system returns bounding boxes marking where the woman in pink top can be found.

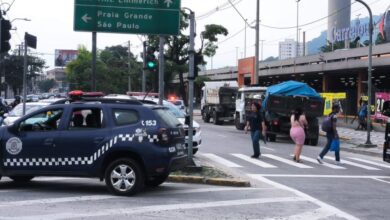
[290,107,308,163]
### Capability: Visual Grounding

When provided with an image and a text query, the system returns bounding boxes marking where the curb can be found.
[168,175,251,187]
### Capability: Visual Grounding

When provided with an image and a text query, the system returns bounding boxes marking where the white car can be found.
[2,102,50,126]
[139,98,202,154]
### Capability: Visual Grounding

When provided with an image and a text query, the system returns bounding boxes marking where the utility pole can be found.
[127,41,131,92]
[254,0,260,84]
[22,42,27,115]
[244,19,247,58]
[260,40,265,61]
[296,0,301,58]
[303,31,306,56]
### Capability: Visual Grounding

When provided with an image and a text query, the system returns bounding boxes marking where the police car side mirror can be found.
[185,115,190,126]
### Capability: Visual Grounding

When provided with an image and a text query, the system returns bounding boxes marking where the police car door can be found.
[55,106,110,173]
[1,108,64,173]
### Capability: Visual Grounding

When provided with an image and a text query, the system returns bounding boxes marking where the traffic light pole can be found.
[22,42,27,115]
[158,36,165,105]
[127,40,131,92]
[142,41,146,93]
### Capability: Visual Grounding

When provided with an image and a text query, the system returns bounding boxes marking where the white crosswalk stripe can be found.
[347,157,390,169]
[324,156,381,170]
[202,153,386,171]
[298,155,346,169]
[202,153,242,168]
[262,154,313,168]
[232,154,277,168]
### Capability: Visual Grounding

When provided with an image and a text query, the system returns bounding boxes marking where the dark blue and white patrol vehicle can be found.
[0,98,187,196]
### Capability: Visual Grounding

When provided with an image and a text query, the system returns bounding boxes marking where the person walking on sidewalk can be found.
[245,102,267,158]
[317,104,341,165]
[356,101,368,130]
[290,107,308,163]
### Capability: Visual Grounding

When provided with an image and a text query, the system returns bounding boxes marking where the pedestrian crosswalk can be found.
[200,153,390,172]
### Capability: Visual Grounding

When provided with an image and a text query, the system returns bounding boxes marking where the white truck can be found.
[201,81,238,125]
[235,86,267,130]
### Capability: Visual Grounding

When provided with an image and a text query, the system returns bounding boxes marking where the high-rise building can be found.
[279,39,304,60]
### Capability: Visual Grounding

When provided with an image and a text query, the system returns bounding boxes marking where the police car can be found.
[0,98,187,196]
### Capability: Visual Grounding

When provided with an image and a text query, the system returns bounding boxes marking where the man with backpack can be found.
[317,104,341,165]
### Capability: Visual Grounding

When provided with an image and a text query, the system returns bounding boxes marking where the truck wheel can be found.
[193,148,198,155]
[304,139,310,145]
[268,134,276,142]
[235,115,245,130]
[310,137,319,146]
[145,174,169,187]
[213,111,220,125]
[202,112,210,123]
[105,158,144,196]
[9,176,34,183]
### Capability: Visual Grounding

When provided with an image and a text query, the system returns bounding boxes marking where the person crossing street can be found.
[245,102,267,158]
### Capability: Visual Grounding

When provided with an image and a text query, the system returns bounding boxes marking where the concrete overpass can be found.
[173,43,390,82]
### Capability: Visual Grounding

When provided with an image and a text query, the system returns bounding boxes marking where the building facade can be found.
[279,39,304,60]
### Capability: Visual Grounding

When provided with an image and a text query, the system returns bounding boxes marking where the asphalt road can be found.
[0,116,389,220]
[198,117,390,220]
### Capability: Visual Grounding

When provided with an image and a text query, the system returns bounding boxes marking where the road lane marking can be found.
[0,195,116,208]
[0,197,308,220]
[232,154,277,168]
[248,174,390,178]
[372,178,390,185]
[347,157,390,169]
[202,153,242,167]
[248,174,359,220]
[262,147,275,151]
[298,155,345,169]
[324,156,381,170]
[260,208,335,220]
[262,154,313,168]
[217,134,227,138]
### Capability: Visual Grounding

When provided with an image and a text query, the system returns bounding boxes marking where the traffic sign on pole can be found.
[74,0,181,35]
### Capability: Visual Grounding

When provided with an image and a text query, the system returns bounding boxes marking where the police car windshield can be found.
[163,101,185,118]
[9,103,47,117]
[153,108,181,127]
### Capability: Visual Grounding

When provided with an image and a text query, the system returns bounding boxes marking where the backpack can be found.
[321,114,333,132]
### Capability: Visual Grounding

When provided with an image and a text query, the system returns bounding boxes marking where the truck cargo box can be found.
[266,95,324,117]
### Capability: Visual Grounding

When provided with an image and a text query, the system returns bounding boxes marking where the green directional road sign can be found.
[74,0,181,35]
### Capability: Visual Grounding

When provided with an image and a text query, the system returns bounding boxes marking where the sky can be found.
[2,0,389,72]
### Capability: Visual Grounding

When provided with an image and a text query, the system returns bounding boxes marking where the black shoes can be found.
[251,154,260,158]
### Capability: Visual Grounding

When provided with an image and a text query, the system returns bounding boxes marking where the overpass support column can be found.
[322,74,329,92]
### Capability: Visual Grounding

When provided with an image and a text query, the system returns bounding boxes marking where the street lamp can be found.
[296,0,301,58]
[355,0,375,148]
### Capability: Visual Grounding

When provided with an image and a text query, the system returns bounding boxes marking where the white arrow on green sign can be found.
[74,0,181,35]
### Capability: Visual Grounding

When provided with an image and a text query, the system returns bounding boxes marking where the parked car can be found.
[2,102,50,126]
[26,95,40,102]
[138,97,202,155]
[169,99,186,112]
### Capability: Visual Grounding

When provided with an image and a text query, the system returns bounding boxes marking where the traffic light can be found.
[145,46,158,72]
[1,19,12,53]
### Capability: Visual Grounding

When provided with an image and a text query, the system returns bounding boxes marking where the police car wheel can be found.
[105,158,144,196]
[9,176,34,182]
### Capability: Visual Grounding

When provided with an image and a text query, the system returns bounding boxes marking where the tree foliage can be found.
[2,54,46,95]
[65,45,143,94]
[38,79,57,92]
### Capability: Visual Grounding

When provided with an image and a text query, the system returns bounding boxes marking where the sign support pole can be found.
[92,31,97,91]
[128,40,132,92]
[187,11,195,160]
[158,36,165,105]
